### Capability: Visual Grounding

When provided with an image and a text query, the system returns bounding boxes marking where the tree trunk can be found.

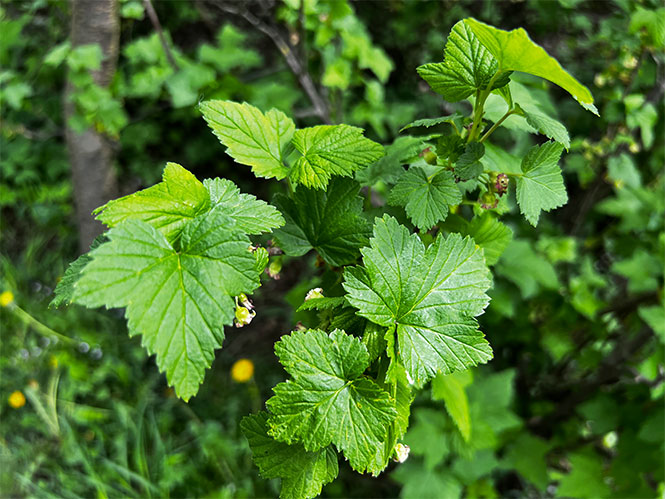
[64,0,120,253]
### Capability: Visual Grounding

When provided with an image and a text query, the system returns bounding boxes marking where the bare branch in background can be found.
[143,0,179,71]
[211,0,331,124]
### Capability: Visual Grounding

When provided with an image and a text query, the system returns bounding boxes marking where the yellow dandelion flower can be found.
[231,358,254,383]
[0,291,14,307]
[8,390,26,409]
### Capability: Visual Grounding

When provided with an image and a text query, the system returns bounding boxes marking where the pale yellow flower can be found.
[0,291,14,307]
[231,358,254,383]
[8,390,26,409]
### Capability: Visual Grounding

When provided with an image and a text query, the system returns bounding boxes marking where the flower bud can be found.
[267,259,282,280]
[234,306,256,327]
[393,443,410,463]
[305,288,324,301]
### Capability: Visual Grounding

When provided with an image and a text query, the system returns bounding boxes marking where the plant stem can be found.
[467,71,503,143]
[10,305,76,345]
[480,108,515,143]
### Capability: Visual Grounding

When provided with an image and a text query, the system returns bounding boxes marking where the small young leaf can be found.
[266,329,397,473]
[432,373,471,441]
[417,20,510,102]
[455,142,485,180]
[516,142,567,226]
[72,211,261,401]
[204,178,284,234]
[272,177,371,267]
[94,162,210,241]
[400,113,464,133]
[466,18,597,114]
[519,105,570,150]
[356,136,424,187]
[242,412,338,499]
[289,125,384,189]
[296,296,346,312]
[388,165,462,230]
[343,215,492,387]
[200,100,294,180]
[462,213,513,265]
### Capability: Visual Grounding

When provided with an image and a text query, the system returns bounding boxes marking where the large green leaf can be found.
[200,100,294,180]
[203,178,284,234]
[417,20,510,102]
[388,165,462,230]
[94,162,211,241]
[466,18,597,114]
[289,124,384,189]
[241,412,338,499]
[266,329,397,473]
[272,177,371,267]
[516,141,567,226]
[343,215,492,386]
[72,211,262,401]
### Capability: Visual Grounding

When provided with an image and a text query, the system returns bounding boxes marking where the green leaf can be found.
[455,142,485,181]
[343,215,492,387]
[516,142,567,226]
[556,451,611,498]
[465,18,597,114]
[501,433,550,491]
[241,412,338,499]
[94,163,211,241]
[204,178,284,234]
[388,165,462,230]
[392,461,462,499]
[400,113,464,133]
[272,177,371,267]
[266,329,397,473]
[289,125,384,189]
[50,236,106,308]
[462,213,513,266]
[402,408,450,470]
[417,20,509,102]
[639,304,665,343]
[495,240,559,298]
[432,373,471,441]
[484,81,570,148]
[296,296,346,312]
[519,105,570,150]
[356,136,424,187]
[200,100,294,180]
[72,211,261,401]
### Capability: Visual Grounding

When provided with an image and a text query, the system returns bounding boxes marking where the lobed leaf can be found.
[272,177,371,267]
[72,211,261,401]
[289,125,384,189]
[200,100,294,180]
[204,177,284,234]
[388,165,462,231]
[466,18,597,114]
[417,20,510,102]
[343,215,493,387]
[241,412,338,499]
[266,329,397,473]
[94,162,210,241]
[516,142,567,226]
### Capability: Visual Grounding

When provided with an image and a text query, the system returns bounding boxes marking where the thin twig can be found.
[213,1,331,123]
[143,0,179,71]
